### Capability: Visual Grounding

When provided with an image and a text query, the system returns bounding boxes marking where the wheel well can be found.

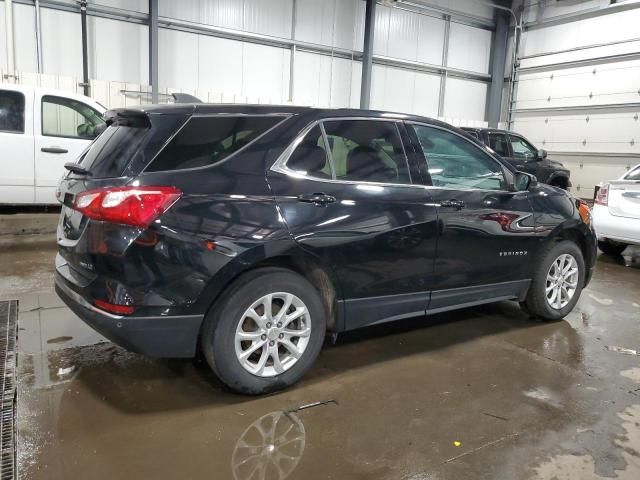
[236,256,340,331]
[550,176,569,189]
[556,228,588,263]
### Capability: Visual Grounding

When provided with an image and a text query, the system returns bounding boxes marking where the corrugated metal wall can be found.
[510,1,640,197]
[1,0,495,124]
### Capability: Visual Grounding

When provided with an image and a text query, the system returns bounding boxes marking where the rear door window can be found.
[322,120,411,184]
[0,90,25,133]
[146,115,284,172]
[487,133,509,157]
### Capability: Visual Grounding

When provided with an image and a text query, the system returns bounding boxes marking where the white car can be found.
[593,164,640,255]
[0,84,106,205]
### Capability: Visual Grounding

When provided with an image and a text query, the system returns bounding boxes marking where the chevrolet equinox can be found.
[55,105,597,394]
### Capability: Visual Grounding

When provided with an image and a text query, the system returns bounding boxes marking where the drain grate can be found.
[0,301,17,480]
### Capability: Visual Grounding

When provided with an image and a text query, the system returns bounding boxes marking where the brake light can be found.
[73,186,182,227]
[595,184,609,206]
[94,299,135,315]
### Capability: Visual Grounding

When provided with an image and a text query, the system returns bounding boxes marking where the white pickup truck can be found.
[0,84,106,205]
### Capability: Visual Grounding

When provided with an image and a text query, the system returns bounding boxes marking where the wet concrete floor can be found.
[2,242,640,479]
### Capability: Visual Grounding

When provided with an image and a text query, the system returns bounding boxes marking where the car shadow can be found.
[57,300,569,415]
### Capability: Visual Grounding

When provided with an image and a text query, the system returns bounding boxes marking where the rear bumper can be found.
[593,204,640,245]
[55,272,203,358]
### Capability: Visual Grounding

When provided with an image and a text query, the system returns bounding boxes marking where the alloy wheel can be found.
[234,292,312,377]
[545,253,579,310]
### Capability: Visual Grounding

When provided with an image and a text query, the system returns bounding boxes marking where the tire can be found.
[520,240,585,321]
[201,267,326,395]
[598,239,627,256]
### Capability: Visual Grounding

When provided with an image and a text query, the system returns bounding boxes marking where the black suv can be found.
[462,127,571,190]
[55,105,596,394]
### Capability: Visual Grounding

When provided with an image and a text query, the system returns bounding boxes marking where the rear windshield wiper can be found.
[64,162,92,176]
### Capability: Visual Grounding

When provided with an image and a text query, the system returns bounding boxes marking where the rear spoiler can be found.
[171,93,202,103]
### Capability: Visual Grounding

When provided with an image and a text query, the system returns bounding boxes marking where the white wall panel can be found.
[334,0,364,51]
[41,9,83,78]
[11,3,38,74]
[88,17,148,85]
[413,71,441,118]
[371,65,440,117]
[293,52,360,107]
[416,14,445,66]
[241,42,289,103]
[158,29,199,91]
[447,23,492,74]
[90,0,148,13]
[243,0,292,38]
[522,9,640,57]
[443,78,487,121]
[295,0,331,45]
[197,35,243,98]
[159,0,200,23]
[200,0,243,30]
[0,3,5,72]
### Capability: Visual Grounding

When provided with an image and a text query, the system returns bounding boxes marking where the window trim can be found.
[40,94,104,140]
[272,117,418,189]
[406,121,515,193]
[140,113,291,175]
[0,89,26,135]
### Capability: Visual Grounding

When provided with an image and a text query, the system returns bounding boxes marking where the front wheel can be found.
[201,268,326,395]
[520,240,585,321]
[598,239,627,256]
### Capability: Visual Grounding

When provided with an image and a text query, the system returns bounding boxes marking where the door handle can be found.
[439,199,465,210]
[297,193,337,205]
[41,147,69,154]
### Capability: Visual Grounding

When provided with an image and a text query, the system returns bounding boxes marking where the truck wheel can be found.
[598,239,627,256]
[520,240,585,321]
[201,267,326,395]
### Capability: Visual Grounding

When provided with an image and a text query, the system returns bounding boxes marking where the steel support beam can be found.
[360,0,376,109]
[437,15,450,117]
[80,0,90,96]
[288,0,296,103]
[487,11,509,127]
[4,0,16,78]
[34,0,44,73]
[149,0,159,104]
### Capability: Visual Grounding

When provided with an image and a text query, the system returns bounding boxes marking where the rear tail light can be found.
[73,186,182,227]
[94,299,135,315]
[594,184,609,206]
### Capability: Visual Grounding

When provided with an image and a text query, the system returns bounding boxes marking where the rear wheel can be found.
[598,239,628,256]
[201,268,326,395]
[520,240,585,321]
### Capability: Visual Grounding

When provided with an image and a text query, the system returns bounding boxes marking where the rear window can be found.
[0,90,25,133]
[78,125,149,178]
[146,115,284,172]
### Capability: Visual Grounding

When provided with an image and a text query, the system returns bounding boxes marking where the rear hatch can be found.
[56,108,190,269]
[607,179,640,220]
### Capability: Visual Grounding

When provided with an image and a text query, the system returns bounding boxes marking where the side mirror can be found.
[536,149,547,160]
[514,171,538,191]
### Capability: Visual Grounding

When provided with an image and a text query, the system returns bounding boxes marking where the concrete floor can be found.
[2,239,640,480]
